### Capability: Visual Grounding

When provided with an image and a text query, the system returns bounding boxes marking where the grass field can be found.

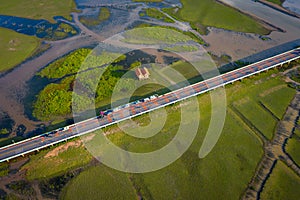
[233,99,277,140]
[60,71,296,199]
[24,66,297,198]
[261,161,300,200]
[122,27,194,44]
[163,0,269,34]
[286,137,300,166]
[61,94,262,199]
[61,166,137,200]
[22,141,92,180]
[260,86,295,119]
[228,70,296,140]
[0,0,77,22]
[0,28,39,72]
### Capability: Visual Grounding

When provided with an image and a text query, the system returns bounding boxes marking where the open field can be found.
[22,140,92,180]
[234,99,277,140]
[261,161,300,200]
[286,137,300,166]
[228,70,295,140]
[23,66,296,198]
[0,28,39,72]
[122,27,194,44]
[61,166,137,200]
[163,0,269,34]
[260,86,295,119]
[62,93,262,199]
[0,0,77,22]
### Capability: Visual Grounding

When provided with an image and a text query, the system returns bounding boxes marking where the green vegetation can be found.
[143,8,174,23]
[128,22,206,45]
[32,79,73,121]
[122,27,194,44]
[64,69,295,199]
[52,23,78,40]
[0,162,9,177]
[0,128,9,135]
[290,67,300,83]
[227,70,295,140]
[6,180,35,196]
[34,48,128,121]
[260,86,295,119]
[61,166,137,200]
[261,161,300,200]
[234,99,277,140]
[0,28,39,72]
[162,0,269,34]
[0,0,77,22]
[286,137,300,166]
[64,89,263,199]
[164,45,198,52]
[265,0,283,5]
[80,7,110,26]
[22,142,92,180]
[38,48,91,79]
[26,67,297,198]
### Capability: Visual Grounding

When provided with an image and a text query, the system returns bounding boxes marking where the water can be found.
[0,15,78,39]
[283,0,300,15]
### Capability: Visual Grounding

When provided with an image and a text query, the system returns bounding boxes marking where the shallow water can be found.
[0,15,77,39]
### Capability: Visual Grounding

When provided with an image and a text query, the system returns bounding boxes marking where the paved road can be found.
[0,48,299,163]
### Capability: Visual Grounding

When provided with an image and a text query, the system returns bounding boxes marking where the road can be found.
[0,47,299,163]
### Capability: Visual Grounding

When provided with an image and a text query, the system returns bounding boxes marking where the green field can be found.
[261,161,300,200]
[234,99,277,140]
[23,67,298,198]
[122,27,194,44]
[62,97,262,199]
[0,28,39,72]
[22,142,92,180]
[260,86,295,119]
[61,166,137,200]
[286,137,300,166]
[0,0,77,22]
[229,72,295,140]
[163,0,269,34]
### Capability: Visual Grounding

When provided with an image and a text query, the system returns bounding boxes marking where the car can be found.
[58,126,69,131]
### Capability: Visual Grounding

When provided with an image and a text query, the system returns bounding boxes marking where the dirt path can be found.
[242,91,300,200]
